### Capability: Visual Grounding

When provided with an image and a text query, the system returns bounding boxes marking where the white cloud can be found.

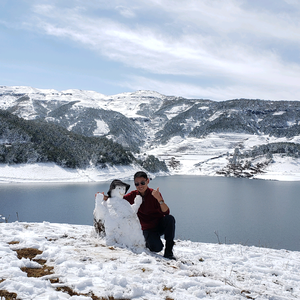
[283,0,300,6]
[149,0,300,43]
[5,0,300,100]
[116,6,136,18]
[29,4,300,84]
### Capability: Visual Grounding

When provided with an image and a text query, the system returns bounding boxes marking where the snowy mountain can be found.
[0,86,181,152]
[1,85,300,180]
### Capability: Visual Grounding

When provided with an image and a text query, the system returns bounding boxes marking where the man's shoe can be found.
[163,252,177,260]
[164,240,176,260]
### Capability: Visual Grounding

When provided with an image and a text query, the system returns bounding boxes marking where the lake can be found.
[1,175,300,251]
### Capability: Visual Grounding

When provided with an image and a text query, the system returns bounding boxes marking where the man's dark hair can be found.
[134,171,148,180]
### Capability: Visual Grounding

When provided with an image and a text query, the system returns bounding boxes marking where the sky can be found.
[1,0,300,101]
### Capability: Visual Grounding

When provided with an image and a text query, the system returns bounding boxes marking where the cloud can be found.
[6,0,300,100]
[116,6,136,18]
[150,0,300,42]
[29,3,300,78]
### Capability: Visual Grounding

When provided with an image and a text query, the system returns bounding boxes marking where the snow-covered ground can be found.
[1,222,300,300]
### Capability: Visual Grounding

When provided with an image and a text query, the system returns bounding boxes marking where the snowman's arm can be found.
[131,195,142,214]
[94,193,108,220]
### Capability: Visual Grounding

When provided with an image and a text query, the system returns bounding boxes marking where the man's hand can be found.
[152,187,163,202]
[152,187,169,212]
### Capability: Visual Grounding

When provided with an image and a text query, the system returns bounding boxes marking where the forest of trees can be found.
[0,110,167,172]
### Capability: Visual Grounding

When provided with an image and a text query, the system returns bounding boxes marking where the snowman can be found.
[93,179,145,251]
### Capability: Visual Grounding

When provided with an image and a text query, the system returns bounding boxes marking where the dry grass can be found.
[21,265,54,278]
[49,278,60,284]
[7,241,20,245]
[0,289,18,300]
[55,286,130,300]
[55,286,80,296]
[163,285,174,300]
[14,248,42,260]
[163,286,173,292]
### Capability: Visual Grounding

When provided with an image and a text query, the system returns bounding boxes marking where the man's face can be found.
[134,177,149,195]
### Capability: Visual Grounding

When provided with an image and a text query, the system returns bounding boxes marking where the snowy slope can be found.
[1,222,300,300]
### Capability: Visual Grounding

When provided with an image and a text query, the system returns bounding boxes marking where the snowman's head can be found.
[107,179,130,198]
[110,185,127,199]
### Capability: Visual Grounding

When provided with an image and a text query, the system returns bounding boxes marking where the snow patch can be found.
[208,111,223,122]
[287,120,296,127]
[273,111,286,116]
[93,119,110,136]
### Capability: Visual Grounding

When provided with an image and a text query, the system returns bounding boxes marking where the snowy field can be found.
[1,222,300,300]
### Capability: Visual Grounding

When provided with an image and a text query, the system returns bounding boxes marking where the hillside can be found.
[0,110,167,174]
[0,110,134,168]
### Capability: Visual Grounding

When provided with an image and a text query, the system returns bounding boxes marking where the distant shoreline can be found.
[1,161,300,183]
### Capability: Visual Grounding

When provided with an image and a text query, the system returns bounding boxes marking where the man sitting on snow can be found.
[124,171,176,260]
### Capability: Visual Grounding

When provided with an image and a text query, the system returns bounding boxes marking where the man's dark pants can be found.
[142,215,175,252]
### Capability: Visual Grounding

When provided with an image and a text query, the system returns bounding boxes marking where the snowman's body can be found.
[94,184,145,251]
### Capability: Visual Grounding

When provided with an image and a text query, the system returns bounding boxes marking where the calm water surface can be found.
[1,176,299,251]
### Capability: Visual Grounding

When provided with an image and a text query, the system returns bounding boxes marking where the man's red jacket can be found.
[123,187,170,231]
